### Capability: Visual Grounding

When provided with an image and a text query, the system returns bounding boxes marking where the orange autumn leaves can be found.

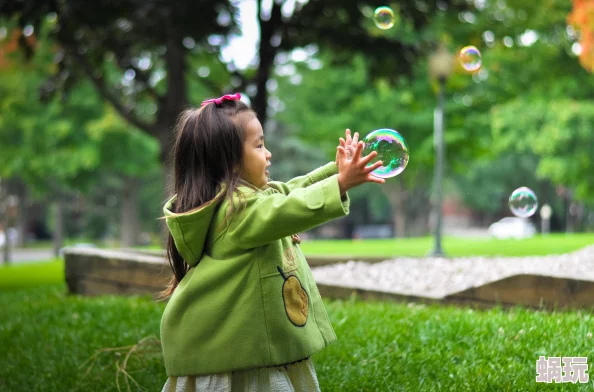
[0,29,36,70]
[568,0,594,73]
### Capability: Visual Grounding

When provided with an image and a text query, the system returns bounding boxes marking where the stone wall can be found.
[63,248,594,310]
[64,248,171,299]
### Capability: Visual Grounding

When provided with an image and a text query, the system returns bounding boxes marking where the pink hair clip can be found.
[200,93,241,107]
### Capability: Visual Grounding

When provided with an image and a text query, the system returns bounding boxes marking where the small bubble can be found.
[373,7,395,30]
[23,25,34,37]
[197,66,210,78]
[509,187,538,218]
[459,45,482,72]
[182,37,195,49]
[47,12,58,23]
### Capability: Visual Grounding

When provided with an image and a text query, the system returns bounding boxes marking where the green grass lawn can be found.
[0,259,63,291]
[1,285,592,391]
[300,233,594,258]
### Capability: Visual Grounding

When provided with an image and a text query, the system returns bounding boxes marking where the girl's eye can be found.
[257,144,264,148]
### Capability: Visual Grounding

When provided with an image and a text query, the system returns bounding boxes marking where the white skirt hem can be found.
[161,358,321,392]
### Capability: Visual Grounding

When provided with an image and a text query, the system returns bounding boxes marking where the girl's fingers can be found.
[352,141,364,161]
[339,138,345,148]
[368,176,386,184]
[345,129,352,144]
[365,160,383,173]
[361,150,378,165]
[353,132,359,145]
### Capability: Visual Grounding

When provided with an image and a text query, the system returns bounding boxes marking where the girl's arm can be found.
[267,162,338,195]
[268,130,358,195]
[227,174,349,249]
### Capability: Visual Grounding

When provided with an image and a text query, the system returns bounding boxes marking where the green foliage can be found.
[492,99,594,202]
[0,48,103,195]
[0,21,159,199]
[275,53,436,187]
[0,17,162,240]
[453,153,544,213]
[86,108,160,176]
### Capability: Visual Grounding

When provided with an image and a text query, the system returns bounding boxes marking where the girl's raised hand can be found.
[336,141,385,195]
[338,129,359,161]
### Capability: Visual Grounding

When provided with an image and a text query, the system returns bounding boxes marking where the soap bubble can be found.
[459,45,482,72]
[509,187,538,218]
[362,129,409,178]
[373,7,395,30]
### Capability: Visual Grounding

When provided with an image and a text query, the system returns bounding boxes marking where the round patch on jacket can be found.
[277,266,309,327]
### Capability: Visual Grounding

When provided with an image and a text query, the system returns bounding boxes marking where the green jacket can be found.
[160,162,350,376]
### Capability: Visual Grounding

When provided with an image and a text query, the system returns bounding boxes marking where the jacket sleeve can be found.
[227,174,349,249]
[268,162,338,195]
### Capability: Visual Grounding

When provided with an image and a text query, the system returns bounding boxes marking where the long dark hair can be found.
[159,99,255,300]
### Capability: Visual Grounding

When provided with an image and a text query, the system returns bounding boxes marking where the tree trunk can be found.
[120,176,139,248]
[253,0,283,125]
[384,181,407,238]
[407,187,431,236]
[151,28,189,248]
[15,179,27,247]
[160,164,172,247]
[52,199,64,258]
[1,178,12,263]
[157,127,177,246]
[1,221,10,264]
[1,211,10,264]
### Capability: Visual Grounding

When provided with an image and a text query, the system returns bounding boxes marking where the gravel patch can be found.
[311,245,594,299]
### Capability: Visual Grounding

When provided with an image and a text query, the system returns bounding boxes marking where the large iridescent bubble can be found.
[373,6,395,30]
[459,45,482,72]
[509,187,538,218]
[362,129,409,178]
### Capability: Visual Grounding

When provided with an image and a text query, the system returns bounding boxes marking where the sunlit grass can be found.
[1,285,592,391]
[0,259,63,291]
[300,233,594,257]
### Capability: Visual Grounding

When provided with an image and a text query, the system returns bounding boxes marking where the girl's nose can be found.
[265,148,272,159]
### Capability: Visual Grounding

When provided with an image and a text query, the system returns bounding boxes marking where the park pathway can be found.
[2,248,54,264]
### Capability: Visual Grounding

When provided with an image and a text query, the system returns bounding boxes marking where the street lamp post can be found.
[428,45,454,258]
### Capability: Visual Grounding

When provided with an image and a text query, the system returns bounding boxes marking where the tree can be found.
[492,99,594,203]
[0,22,160,251]
[1,0,469,185]
[568,0,594,73]
[433,0,594,228]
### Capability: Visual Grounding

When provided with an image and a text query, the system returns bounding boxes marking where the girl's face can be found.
[240,116,271,188]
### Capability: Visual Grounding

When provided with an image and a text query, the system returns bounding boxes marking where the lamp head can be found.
[429,45,454,82]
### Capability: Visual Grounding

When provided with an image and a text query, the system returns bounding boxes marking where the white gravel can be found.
[311,245,594,299]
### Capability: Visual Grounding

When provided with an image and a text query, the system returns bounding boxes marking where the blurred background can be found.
[0,0,593,262]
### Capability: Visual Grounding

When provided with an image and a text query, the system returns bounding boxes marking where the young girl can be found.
[160,93,384,392]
